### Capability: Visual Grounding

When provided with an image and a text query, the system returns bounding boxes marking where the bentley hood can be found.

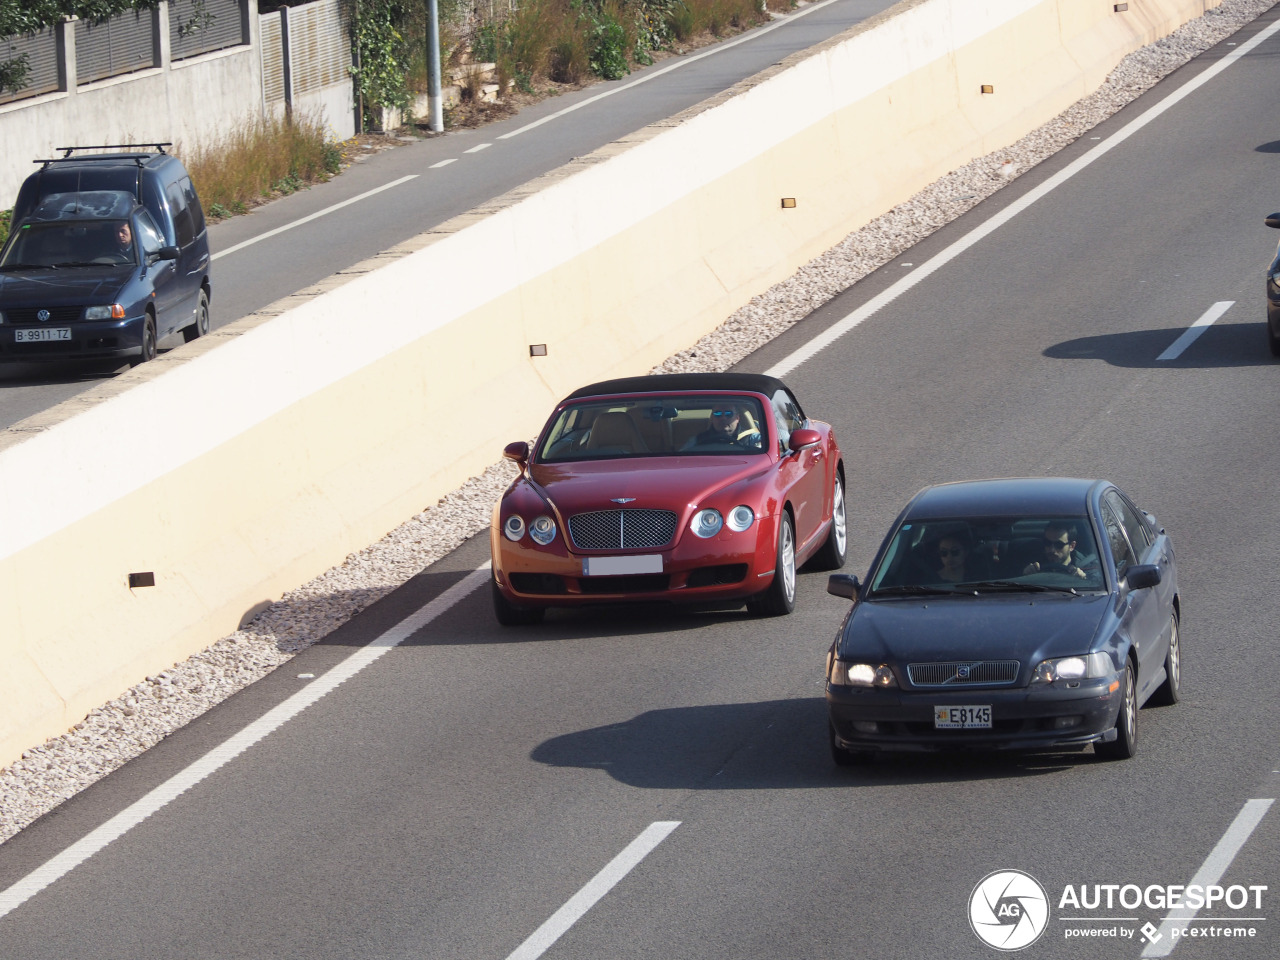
[528,457,769,520]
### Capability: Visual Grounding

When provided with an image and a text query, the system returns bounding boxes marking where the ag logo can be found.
[968,869,1049,951]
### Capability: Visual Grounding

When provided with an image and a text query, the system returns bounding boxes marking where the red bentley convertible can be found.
[490,373,847,624]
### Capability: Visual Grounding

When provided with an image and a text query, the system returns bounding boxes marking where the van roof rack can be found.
[32,144,173,167]
[56,143,171,157]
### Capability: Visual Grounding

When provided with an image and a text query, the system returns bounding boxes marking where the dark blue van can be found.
[0,144,212,365]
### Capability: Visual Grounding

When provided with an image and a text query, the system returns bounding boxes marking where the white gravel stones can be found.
[0,0,1272,846]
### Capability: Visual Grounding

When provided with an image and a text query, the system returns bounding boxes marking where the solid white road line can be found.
[0,565,491,921]
[765,17,1280,379]
[496,0,846,141]
[1156,301,1234,360]
[1140,798,1274,957]
[504,821,682,960]
[210,175,419,261]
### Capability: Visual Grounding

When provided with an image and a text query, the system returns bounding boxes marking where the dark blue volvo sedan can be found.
[824,478,1180,764]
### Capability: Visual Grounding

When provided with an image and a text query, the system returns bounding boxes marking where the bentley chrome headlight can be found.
[503,514,526,541]
[529,515,557,545]
[690,508,723,538]
[726,505,754,532]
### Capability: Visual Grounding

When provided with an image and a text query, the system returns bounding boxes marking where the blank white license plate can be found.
[582,555,663,576]
[934,705,992,729]
[15,328,71,342]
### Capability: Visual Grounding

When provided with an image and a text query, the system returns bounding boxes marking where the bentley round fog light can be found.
[503,515,526,541]
[726,505,754,532]
[529,515,557,545]
[691,508,723,538]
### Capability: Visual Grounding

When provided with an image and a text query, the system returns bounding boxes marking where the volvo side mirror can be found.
[827,574,861,600]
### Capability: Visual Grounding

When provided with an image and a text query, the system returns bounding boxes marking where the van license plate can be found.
[16,328,71,343]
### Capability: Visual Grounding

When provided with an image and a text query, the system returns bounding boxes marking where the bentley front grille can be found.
[568,509,678,550]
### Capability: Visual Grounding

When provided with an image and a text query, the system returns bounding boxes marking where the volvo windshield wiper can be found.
[958,579,1080,595]
[869,584,961,597]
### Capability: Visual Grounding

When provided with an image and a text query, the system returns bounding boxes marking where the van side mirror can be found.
[827,574,860,600]
[151,246,179,262]
[1125,564,1161,590]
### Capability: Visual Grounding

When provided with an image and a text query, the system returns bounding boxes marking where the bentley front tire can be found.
[491,579,545,626]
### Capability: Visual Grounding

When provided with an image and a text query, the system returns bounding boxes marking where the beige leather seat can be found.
[584,411,648,453]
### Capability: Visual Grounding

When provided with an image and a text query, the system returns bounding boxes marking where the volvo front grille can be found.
[906,660,1020,686]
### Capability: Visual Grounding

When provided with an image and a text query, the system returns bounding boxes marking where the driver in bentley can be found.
[682,404,763,451]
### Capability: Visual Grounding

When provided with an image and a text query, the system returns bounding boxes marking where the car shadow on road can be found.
[531,697,1080,790]
[277,567,774,652]
[1045,322,1273,368]
[0,357,126,387]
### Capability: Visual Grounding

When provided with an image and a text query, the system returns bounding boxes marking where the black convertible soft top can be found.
[565,372,791,402]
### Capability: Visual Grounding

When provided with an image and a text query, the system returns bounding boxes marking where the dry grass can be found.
[180,111,342,220]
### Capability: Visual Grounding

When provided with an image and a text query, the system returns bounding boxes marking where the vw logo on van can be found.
[37,309,50,322]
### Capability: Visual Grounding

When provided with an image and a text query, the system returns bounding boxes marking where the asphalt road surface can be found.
[0,0,892,431]
[2,7,1280,960]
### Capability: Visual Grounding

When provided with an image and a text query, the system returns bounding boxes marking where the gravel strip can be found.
[1,0,1272,846]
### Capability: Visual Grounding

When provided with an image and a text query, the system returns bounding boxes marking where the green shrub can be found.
[590,12,629,80]
[0,209,11,248]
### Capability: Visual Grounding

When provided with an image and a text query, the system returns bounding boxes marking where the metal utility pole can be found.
[425,0,443,132]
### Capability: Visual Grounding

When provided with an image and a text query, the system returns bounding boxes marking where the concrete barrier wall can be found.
[0,2,263,204]
[0,0,1220,767]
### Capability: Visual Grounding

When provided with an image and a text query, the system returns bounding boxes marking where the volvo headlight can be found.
[830,660,897,688]
[1031,652,1112,683]
[503,514,526,541]
[529,515,557,545]
[690,508,723,538]
[725,505,754,532]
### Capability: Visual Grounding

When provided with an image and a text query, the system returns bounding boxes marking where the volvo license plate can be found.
[934,705,992,729]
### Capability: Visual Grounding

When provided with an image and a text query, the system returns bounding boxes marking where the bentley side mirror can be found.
[788,428,821,452]
[827,573,861,600]
[503,441,529,465]
[1266,214,1280,229]
[1125,564,1161,590]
